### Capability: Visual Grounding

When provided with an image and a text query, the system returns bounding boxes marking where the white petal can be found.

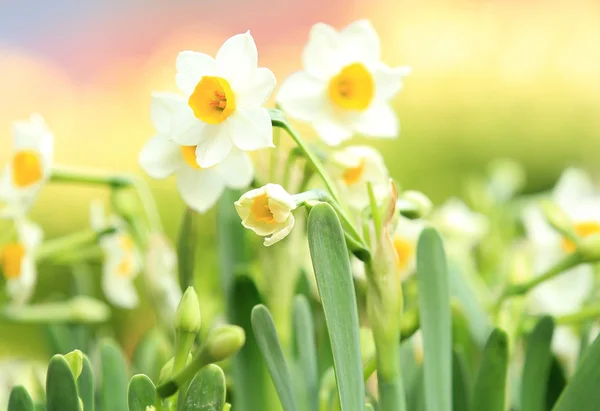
[102,270,139,309]
[6,255,36,305]
[264,215,295,246]
[216,150,254,189]
[139,135,183,179]
[312,116,353,146]
[373,65,411,101]
[194,127,233,168]
[302,23,341,79]
[228,108,273,152]
[150,92,187,135]
[354,103,399,138]
[17,219,43,248]
[216,32,258,90]
[339,20,381,63]
[277,71,327,122]
[553,168,595,209]
[236,67,276,108]
[176,51,217,95]
[176,167,224,213]
[171,104,206,145]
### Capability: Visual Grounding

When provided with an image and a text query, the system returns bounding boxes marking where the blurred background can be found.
[1,0,600,356]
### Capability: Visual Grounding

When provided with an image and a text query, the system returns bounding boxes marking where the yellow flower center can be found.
[180,146,201,169]
[188,76,236,124]
[342,159,366,185]
[116,235,135,278]
[251,194,276,224]
[1,243,26,280]
[328,63,374,111]
[394,236,414,271]
[562,221,600,252]
[12,150,43,188]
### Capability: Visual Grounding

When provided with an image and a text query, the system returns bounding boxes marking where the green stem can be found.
[556,304,600,325]
[270,109,342,204]
[367,182,382,241]
[129,177,163,232]
[50,167,132,187]
[35,228,115,261]
[374,338,405,411]
[269,126,281,183]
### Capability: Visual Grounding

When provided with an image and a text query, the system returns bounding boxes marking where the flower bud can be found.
[175,287,202,334]
[64,350,83,379]
[204,325,246,363]
[400,190,433,219]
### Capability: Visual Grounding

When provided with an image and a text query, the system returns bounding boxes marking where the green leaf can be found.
[133,329,173,382]
[78,355,95,411]
[128,374,156,411]
[251,304,298,411]
[521,316,554,411]
[8,386,34,411]
[99,339,128,411]
[227,276,274,411]
[470,328,508,411]
[552,332,600,411]
[416,228,452,411]
[178,207,200,291]
[293,295,319,411]
[64,350,83,379]
[452,349,471,411]
[546,356,567,409]
[307,203,365,411]
[46,355,80,411]
[180,364,226,411]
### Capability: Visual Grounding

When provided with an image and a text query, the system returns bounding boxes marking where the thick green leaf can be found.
[227,276,274,411]
[178,207,200,291]
[452,349,471,411]
[470,328,508,411]
[416,228,452,411]
[521,317,554,411]
[8,386,34,411]
[46,355,80,411]
[128,374,156,411]
[99,339,128,411]
[293,295,319,411]
[546,356,567,409]
[552,332,600,411]
[78,355,95,411]
[180,364,226,411]
[307,203,365,411]
[251,304,298,411]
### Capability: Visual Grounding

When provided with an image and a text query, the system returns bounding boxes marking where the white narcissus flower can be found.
[392,216,426,281]
[90,202,142,309]
[277,20,410,146]
[0,114,54,217]
[0,219,42,304]
[165,32,276,168]
[432,197,489,247]
[235,184,297,246]
[145,233,182,322]
[330,146,389,210]
[139,93,254,213]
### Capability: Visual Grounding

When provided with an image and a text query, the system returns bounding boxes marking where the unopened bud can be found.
[175,287,202,334]
[204,325,246,363]
[401,191,433,219]
[64,350,83,379]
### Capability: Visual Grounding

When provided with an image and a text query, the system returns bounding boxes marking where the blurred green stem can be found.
[35,227,115,261]
[556,304,600,325]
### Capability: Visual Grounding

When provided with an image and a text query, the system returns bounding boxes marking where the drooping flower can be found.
[0,114,54,217]
[330,145,389,210]
[0,218,43,304]
[277,20,410,145]
[164,32,276,168]
[139,93,254,213]
[90,202,142,309]
[235,184,297,246]
[432,197,489,247]
[392,215,426,280]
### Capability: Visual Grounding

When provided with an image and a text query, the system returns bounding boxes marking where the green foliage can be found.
[99,339,129,411]
[521,317,555,411]
[128,374,156,411]
[180,364,227,411]
[470,329,508,411]
[46,355,80,411]
[8,386,34,411]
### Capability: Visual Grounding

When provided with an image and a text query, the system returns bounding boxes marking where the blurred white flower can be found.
[277,20,410,145]
[0,219,42,304]
[432,197,489,247]
[164,32,276,168]
[0,114,54,217]
[145,233,182,322]
[139,93,254,213]
[392,216,426,281]
[235,184,297,246]
[330,146,389,210]
[90,202,142,309]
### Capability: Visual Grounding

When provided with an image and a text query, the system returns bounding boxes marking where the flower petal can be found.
[264,215,295,246]
[216,32,258,90]
[373,64,411,101]
[354,103,399,138]
[6,254,36,305]
[194,126,233,168]
[236,67,276,108]
[302,23,341,79]
[150,92,187,135]
[176,51,217,95]
[139,135,183,179]
[553,168,595,209]
[312,115,353,146]
[102,270,139,309]
[277,71,327,122]
[176,167,225,213]
[228,108,273,152]
[216,150,254,189]
[339,20,381,63]
[171,104,206,145]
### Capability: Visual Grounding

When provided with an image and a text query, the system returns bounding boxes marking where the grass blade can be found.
[521,316,554,411]
[293,295,319,411]
[416,228,452,411]
[470,328,508,411]
[99,339,129,411]
[452,349,471,411]
[307,203,365,411]
[252,304,298,411]
[128,374,156,411]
